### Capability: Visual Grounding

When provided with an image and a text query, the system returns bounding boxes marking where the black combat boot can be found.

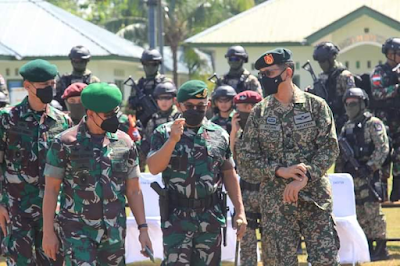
[390,177,400,202]
[367,239,374,258]
[371,240,389,261]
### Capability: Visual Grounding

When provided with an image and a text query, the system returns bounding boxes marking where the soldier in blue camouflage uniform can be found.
[240,48,340,266]
[370,37,400,202]
[230,90,263,266]
[336,88,389,261]
[0,59,72,265]
[42,83,153,265]
[210,85,237,134]
[147,80,247,266]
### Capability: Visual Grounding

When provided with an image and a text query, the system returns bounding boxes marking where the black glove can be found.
[358,165,373,177]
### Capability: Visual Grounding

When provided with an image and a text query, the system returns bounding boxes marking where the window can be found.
[367,61,371,68]
[345,61,349,68]
[356,61,360,69]
[114,80,124,98]
[293,75,300,87]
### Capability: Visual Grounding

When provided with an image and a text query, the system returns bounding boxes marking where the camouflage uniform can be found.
[234,129,263,266]
[336,113,388,240]
[371,63,400,198]
[0,74,9,99]
[149,120,233,266]
[318,61,356,132]
[55,69,100,109]
[222,69,262,95]
[0,97,71,265]
[239,87,340,266]
[210,110,235,134]
[44,118,140,266]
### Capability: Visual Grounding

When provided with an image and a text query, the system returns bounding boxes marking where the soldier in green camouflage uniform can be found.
[0,59,72,265]
[42,83,153,265]
[240,48,340,266]
[312,42,356,133]
[55,46,100,110]
[222,46,263,96]
[210,85,237,134]
[147,80,247,266]
[230,90,263,266]
[370,37,400,202]
[336,88,389,261]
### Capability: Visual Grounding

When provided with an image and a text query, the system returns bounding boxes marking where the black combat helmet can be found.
[0,91,9,106]
[69,45,91,60]
[382,37,400,54]
[313,42,340,62]
[153,81,177,97]
[342,87,369,107]
[141,49,162,63]
[225,46,249,63]
[212,85,237,101]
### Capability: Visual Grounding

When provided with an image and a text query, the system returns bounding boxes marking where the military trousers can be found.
[241,189,263,266]
[261,200,340,266]
[161,206,224,266]
[3,213,64,266]
[356,202,386,240]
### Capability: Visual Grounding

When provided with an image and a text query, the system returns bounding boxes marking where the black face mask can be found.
[36,85,54,104]
[259,69,286,96]
[238,111,250,129]
[96,113,120,133]
[71,60,88,73]
[182,109,206,127]
[66,102,86,124]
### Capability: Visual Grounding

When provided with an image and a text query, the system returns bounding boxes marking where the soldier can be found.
[0,91,10,108]
[42,83,153,265]
[128,49,172,128]
[312,41,356,133]
[0,59,72,265]
[210,85,237,134]
[0,74,9,101]
[336,88,389,261]
[370,37,400,202]
[230,90,263,266]
[239,48,340,265]
[139,81,180,171]
[222,45,263,95]
[147,80,247,266]
[61,82,87,125]
[55,45,100,110]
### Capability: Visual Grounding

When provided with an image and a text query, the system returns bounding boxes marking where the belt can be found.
[240,179,260,192]
[245,211,261,230]
[169,192,221,210]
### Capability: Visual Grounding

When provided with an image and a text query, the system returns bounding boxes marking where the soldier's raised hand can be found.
[170,118,185,143]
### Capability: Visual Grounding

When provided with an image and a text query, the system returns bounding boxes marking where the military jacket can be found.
[133,74,173,99]
[144,106,180,140]
[223,69,262,95]
[234,129,259,185]
[0,97,72,216]
[149,120,233,199]
[44,119,139,243]
[210,110,235,134]
[239,87,339,213]
[318,62,355,97]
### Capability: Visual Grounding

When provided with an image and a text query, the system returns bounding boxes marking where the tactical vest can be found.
[63,73,92,88]
[325,67,346,116]
[222,73,250,94]
[150,111,181,133]
[137,75,167,98]
[343,114,374,163]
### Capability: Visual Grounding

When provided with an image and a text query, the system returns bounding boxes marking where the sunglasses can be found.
[228,57,241,62]
[157,96,173,101]
[258,68,286,79]
[183,103,207,112]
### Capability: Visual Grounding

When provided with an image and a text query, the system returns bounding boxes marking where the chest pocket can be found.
[292,112,317,146]
[110,148,130,191]
[205,137,226,179]
[169,145,188,172]
[259,117,282,153]
[70,146,96,191]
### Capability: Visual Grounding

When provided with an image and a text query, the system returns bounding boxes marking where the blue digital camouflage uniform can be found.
[44,118,140,266]
[0,97,71,265]
[239,87,340,266]
[149,119,233,266]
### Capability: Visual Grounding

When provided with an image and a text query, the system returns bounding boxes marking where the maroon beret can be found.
[234,90,262,104]
[62,82,87,99]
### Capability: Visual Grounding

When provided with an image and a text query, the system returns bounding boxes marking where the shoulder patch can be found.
[374,122,383,132]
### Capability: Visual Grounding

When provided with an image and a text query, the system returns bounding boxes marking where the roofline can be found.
[186,41,307,48]
[0,55,141,62]
[185,0,277,44]
[306,5,400,44]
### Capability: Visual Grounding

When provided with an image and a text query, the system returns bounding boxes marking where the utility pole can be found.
[147,0,157,49]
[158,0,165,74]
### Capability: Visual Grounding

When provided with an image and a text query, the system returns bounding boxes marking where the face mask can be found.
[238,111,250,129]
[345,101,364,121]
[96,113,120,133]
[143,64,159,78]
[228,61,243,71]
[71,60,88,73]
[66,102,86,124]
[259,69,286,96]
[36,85,54,104]
[182,109,206,127]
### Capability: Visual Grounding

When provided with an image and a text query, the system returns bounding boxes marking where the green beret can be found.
[255,48,293,70]
[81,83,122,113]
[19,59,58,82]
[177,80,208,102]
